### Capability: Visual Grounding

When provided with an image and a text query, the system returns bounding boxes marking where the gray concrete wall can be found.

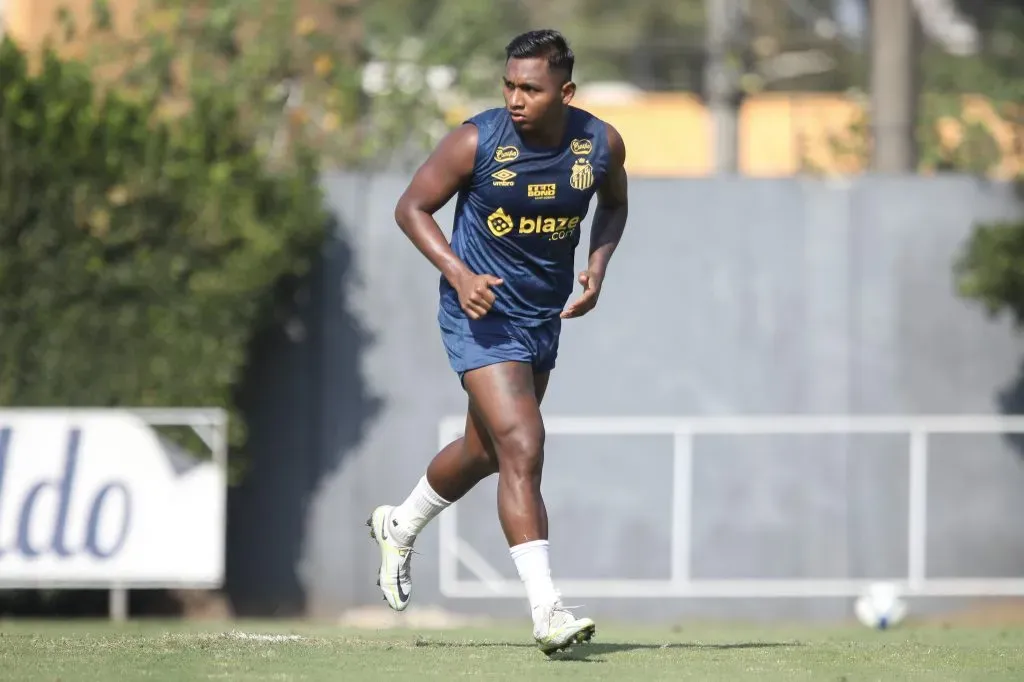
[228,174,1024,623]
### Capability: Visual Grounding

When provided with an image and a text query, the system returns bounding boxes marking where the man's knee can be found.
[492,422,545,481]
[461,440,498,475]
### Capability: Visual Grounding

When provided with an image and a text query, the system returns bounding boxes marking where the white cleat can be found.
[533,602,596,655]
[366,505,413,611]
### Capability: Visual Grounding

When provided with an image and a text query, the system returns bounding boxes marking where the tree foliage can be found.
[956,219,1024,328]
[76,0,366,169]
[357,0,532,166]
[947,2,1024,326]
[0,29,327,463]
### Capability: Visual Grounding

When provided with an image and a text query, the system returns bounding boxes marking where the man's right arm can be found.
[394,123,479,289]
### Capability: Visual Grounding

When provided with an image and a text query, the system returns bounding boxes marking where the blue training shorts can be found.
[437,303,561,382]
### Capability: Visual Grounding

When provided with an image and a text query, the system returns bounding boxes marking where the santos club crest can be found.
[569,158,594,191]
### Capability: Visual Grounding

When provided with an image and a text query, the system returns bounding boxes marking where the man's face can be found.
[502,57,574,133]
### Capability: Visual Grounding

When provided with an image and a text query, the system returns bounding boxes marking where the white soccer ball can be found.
[854,582,907,630]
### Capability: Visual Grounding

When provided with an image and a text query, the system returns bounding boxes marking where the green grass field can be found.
[1,618,1022,681]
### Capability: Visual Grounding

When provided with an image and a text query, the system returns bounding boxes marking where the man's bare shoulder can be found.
[603,121,626,167]
[435,123,479,160]
[571,106,626,166]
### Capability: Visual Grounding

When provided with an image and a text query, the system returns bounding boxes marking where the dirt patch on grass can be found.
[335,605,495,630]
[920,598,1024,627]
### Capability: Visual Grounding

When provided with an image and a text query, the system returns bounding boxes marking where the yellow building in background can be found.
[2,0,1019,179]
[1,0,141,57]
[573,92,1021,179]
[571,92,869,177]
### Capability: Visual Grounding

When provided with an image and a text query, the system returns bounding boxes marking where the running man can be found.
[367,29,629,655]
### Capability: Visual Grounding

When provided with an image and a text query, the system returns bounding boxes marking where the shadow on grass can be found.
[552,641,800,662]
[413,638,800,662]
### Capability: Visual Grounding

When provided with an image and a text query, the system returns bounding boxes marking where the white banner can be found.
[0,410,225,587]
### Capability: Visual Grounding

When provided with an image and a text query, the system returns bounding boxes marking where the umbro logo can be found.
[491,169,516,187]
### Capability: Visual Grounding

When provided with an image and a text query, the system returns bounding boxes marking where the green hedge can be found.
[956,217,1024,328]
[0,38,328,463]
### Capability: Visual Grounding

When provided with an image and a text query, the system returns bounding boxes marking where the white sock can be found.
[510,539,560,612]
[389,475,451,547]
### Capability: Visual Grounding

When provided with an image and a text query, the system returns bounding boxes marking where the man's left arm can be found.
[561,123,628,319]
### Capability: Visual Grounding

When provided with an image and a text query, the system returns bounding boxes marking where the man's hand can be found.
[560,270,603,319]
[455,272,504,319]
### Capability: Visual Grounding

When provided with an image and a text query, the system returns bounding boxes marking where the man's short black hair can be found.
[505,29,574,81]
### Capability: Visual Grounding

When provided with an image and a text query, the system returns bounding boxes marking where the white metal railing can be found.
[437,415,1024,599]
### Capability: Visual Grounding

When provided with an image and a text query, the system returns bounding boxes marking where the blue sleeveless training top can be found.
[440,106,611,327]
